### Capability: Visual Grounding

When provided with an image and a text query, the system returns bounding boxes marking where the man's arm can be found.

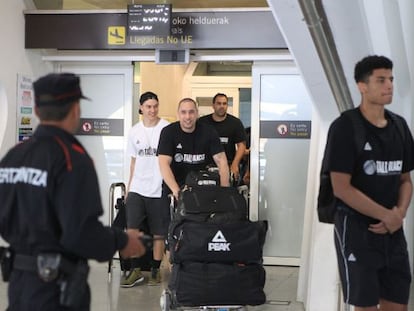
[213,151,230,187]
[230,141,246,180]
[126,157,136,194]
[331,171,403,233]
[396,172,413,218]
[158,154,180,199]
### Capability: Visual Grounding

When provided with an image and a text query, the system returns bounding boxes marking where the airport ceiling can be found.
[33,0,269,10]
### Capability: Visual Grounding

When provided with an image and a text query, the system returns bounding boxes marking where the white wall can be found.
[0,0,51,246]
[0,0,51,158]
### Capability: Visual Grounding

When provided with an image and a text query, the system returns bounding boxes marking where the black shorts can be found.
[334,211,411,307]
[125,192,170,236]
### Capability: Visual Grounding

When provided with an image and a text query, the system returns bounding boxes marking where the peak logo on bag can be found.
[208,230,231,251]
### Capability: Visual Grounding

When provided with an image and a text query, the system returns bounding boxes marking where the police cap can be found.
[33,73,90,107]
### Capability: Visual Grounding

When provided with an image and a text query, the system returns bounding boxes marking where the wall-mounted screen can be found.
[127,4,171,36]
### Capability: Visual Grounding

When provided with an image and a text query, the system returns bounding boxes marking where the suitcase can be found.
[167,261,266,307]
[111,198,153,272]
[169,220,267,264]
[108,183,153,275]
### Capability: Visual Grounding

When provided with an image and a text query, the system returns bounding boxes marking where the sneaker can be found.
[120,268,144,288]
[148,268,161,286]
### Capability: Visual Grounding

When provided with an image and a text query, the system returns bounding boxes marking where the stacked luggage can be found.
[161,173,267,311]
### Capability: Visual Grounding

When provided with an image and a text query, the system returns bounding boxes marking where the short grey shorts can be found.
[125,192,170,236]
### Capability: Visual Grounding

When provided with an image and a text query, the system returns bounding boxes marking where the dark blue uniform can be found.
[0,125,128,310]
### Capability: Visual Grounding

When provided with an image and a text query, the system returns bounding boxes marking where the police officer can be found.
[0,73,145,310]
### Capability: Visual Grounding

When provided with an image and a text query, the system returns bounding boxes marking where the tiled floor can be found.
[1,260,414,311]
[95,260,305,311]
[0,260,304,311]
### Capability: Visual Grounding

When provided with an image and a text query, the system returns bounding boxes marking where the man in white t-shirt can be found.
[121,91,169,287]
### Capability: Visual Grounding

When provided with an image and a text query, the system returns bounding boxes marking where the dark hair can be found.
[139,91,158,105]
[36,101,76,121]
[138,91,158,114]
[212,93,228,103]
[354,55,393,83]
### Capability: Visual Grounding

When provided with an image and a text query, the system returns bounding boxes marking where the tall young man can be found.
[325,55,414,311]
[121,92,169,287]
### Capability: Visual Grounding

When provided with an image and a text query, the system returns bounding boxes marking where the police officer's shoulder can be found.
[50,135,92,171]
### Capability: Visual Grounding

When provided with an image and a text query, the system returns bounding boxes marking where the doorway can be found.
[52,53,312,266]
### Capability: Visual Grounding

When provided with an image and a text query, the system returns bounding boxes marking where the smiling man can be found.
[157,97,230,200]
[121,91,170,288]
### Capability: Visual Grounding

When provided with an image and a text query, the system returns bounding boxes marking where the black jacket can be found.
[0,125,127,261]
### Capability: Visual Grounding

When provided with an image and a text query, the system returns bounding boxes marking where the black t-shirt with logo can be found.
[199,114,246,164]
[325,109,414,218]
[157,121,224,193]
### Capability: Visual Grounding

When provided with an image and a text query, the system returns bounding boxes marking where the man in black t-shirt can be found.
[325,55,414,310]
[158,98,230,199]
[199,93,246,183]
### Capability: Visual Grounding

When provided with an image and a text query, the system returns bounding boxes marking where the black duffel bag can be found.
[169,220,267,264]
[168,261,266,307]
[174,185,247,223]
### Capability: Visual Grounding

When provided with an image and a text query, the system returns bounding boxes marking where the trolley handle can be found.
[168,194,177,221]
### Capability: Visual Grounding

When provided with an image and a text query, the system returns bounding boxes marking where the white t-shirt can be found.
[126,118,169,197]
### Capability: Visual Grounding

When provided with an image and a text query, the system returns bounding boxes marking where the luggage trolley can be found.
[107,182,155,283]
[160,294,247,311]
[160,184,265,311]
[160,193,248,311]
[107,182,126,282]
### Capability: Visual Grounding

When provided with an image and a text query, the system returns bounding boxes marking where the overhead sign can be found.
[25,10,287,50]
[127,4,171,36]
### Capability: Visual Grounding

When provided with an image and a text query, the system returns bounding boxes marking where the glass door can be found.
[57,64,133,225]
[251,61,313,265]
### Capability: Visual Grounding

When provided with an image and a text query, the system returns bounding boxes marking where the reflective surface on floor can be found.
[1,260,414,311]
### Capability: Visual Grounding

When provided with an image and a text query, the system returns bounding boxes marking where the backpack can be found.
[317,108,406,224]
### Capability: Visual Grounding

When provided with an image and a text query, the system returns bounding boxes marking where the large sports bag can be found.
[169,220,267,264]
[174,185,248,223]
[168,261,266,307]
